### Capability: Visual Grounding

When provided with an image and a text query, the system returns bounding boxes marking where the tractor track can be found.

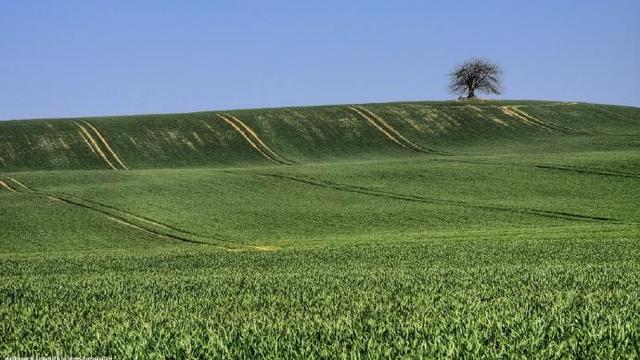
[500,106,592,135]
[6,176,32,191]
[216,114,293,165]
[262,173,617,223]
[80,121,129,170]
[73,121,119,170]
[52,195,215,246]
[2,176,255,250]
[430,158,640,179]
[533,165,640,179]
[77,130,98,156]
[56,193,207,237]
[0,179,17,192]
[349,106,446,154]
[224,114,294,164]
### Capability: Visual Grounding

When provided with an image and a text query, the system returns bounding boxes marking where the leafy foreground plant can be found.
[1,234,639,358]
[0,100,638,358]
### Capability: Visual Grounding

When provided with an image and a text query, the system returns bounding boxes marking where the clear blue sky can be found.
[1,0,638,120]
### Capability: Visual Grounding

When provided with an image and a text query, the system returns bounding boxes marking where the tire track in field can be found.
[0,179,17,192]
[349,106,411,150]
[73,121,119,170]
[81,121,129,170]
[77,130,98,157]
[53,194,219,246]
[510,107,585,133]
[216,114,292,165]
[224,114,294,164]
[6,177,32,191]
[3,176,255,250]
[533,165,640,179]
[262,173,617,223]
[500,106,591,134]
[216,114,275,163]
[349,106,446,154]
[430,158,640,179]
[57,192,204,236]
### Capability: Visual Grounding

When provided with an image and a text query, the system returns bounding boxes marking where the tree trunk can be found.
[467,88,476,99]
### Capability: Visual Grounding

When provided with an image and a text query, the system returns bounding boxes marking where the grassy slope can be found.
[1,101,638,171]
[1,100,639,358]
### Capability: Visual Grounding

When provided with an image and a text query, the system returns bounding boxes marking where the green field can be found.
[1,101,639,358]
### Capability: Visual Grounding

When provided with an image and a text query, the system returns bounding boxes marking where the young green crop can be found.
[0,101,638,358]
[1,101,638,171]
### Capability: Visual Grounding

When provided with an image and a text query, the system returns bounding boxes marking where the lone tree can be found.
[449,58,501,99]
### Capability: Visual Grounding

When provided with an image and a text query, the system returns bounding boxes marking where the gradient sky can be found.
[1,0,638,120]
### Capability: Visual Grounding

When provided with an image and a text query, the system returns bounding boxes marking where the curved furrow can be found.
[0,179,17,192]
[224,114,294,165]
[356,106,438,152]
[350,106,444,154]
[349,106,412,150]
[216,114,285,164]
[81,121,129,170]
[73,121,119,170]
[4,175,255,250]
[533,165,640,179]
[7,177,33,191]
[500,106,591,134]
[512,107,593,134]
[262,173,618,223]
[430,158,640,179]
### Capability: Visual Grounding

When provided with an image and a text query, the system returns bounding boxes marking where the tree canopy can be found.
[449,59,502,99]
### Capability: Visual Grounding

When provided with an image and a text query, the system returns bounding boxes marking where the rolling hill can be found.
[1,100,639,358]
[1,100,638,171]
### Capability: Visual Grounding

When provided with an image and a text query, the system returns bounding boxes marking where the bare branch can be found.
[448,58,502,99]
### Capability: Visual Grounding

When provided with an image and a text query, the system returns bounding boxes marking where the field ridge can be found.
[1,100,637,171]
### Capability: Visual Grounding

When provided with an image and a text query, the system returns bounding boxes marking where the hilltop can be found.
[1,100,638,171]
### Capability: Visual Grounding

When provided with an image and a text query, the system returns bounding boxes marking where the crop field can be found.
[1,101,639,358]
